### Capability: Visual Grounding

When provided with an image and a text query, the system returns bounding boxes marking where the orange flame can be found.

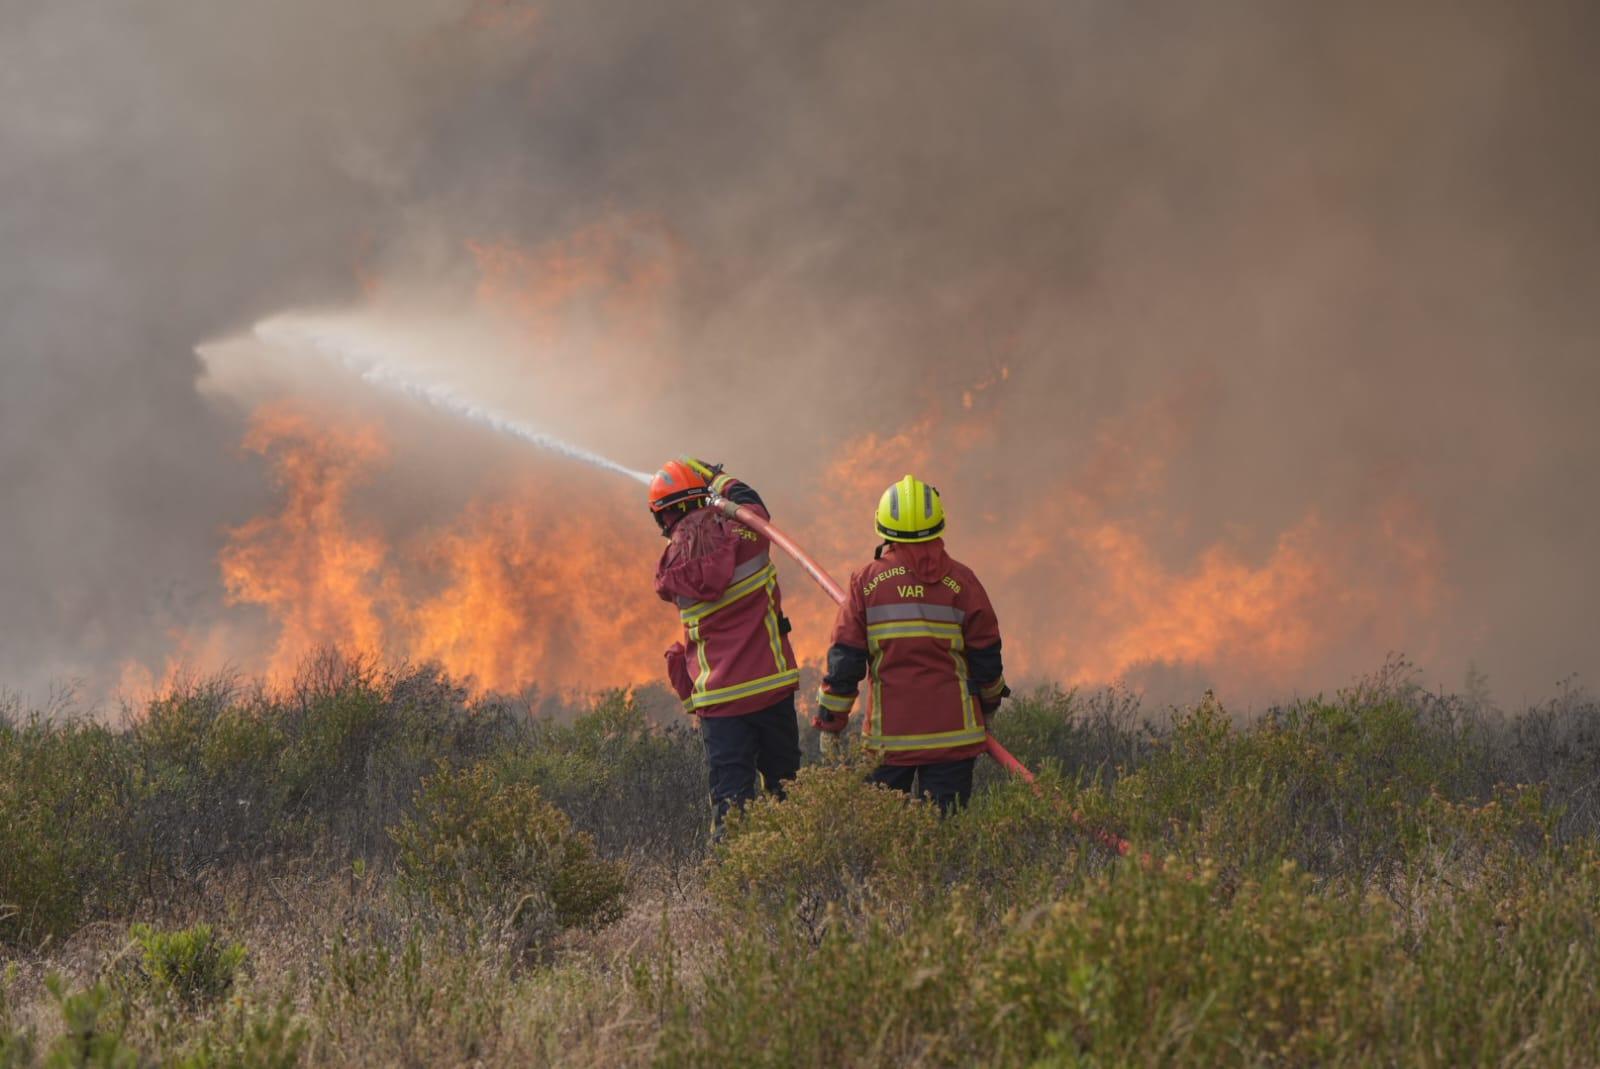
[795,371,1446,699]
[140,222,1448,706]
[207,401,659,694]
[220,404,390,681]
[397,492,661,691]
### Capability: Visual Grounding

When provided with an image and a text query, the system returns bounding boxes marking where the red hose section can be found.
[718,497,1135,858]
[727,503,850,606]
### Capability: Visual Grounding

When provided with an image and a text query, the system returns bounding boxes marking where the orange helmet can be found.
[649,457,712,530]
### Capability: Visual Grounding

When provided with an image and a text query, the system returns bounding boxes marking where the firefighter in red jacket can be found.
[650,457,802,826]
[815,474,1008,812]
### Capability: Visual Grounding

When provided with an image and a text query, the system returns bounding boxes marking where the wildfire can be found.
[397,493,662,692]
[145,223,1448,708]
[206,402,660,694]
[795,371,1446,699]
[157,383,1444,705]
[220,405,390,682]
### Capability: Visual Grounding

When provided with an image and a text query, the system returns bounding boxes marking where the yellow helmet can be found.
[875,474,945,543]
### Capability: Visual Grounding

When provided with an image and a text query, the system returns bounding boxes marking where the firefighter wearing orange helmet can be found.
[815,475,1008,812]
[650,456,801,828]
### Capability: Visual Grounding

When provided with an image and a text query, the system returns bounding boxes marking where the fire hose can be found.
[710,495,1133,857]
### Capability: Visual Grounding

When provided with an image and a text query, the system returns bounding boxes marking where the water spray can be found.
[252,318,653,485]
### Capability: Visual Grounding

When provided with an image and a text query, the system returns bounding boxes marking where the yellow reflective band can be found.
[866,620,963,635]
[865,620,964,651]
[868,646,885,739]
[863,727,989,751]
[688,668,801,709]
[980,676,1008,700]
[761,576,787,673]
[688,618,712,694]
[679,564,776,622]
[709,473,736,495]
[817,689,855,713]
[948,646,975,731]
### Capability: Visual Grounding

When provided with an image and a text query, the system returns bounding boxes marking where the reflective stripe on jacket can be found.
[818,539,1005,765]
[654,481,799,718]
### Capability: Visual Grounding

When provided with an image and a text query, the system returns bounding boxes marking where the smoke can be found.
[4,0,1597,705]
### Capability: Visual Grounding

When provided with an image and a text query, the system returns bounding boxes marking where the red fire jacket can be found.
[655,476,800,718]
[818,539,1007,765]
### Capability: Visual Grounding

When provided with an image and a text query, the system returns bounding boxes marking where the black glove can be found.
[980,684,1012,718]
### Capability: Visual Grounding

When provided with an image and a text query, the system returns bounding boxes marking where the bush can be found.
[662,834,1600,1067]
[1108,692,1502,889]
[127,923,247,1007]
[0,718,138,948]
[501,690,709,865]
[709,763,1103,936]
[984,683,1154,788]
[130,656,532,888]
[171,1001,305,1069]
[390,763,628,953]
[40,977,138,1069]
[709,763,942,934]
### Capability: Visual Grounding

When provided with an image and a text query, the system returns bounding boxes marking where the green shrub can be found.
[171,1000,306,1069]
[708,762,943,934]
[131,681,289,894]
[40,977,138,1069]
[390,763,628,952]
[501,690,709,864]
[663,838,1600,1067]
[1109,692,1502,889]
[1403,842,1600,1064]
[971,861,1405,1064]
[127,923,247,1006]
[985,683,1154,788]
[709,763,1102,936]
[0,719,138,947]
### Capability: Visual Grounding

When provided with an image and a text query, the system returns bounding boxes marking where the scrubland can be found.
[3,654,1598,1067]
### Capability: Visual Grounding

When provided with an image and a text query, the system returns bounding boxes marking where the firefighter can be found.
[814,474,1008,813]
[651,456,802,828]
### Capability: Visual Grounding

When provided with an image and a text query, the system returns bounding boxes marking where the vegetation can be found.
[1,654,1597,1066]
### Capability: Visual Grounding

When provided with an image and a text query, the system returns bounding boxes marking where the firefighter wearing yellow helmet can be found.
[815,474,1009,812]
[874,472,947,544]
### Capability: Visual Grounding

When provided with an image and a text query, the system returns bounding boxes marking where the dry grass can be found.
[4,660,1599,1066]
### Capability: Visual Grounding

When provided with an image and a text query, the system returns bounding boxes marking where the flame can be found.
[397,491,660,691]
[176,354,1444,705]
[220,405,390,681]
[141,222,1447,706]
[202,401,659,694]
[796,371,1447,699]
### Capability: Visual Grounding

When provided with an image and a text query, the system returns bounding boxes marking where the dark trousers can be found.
[869,757,977,815]
[700,692,801,826]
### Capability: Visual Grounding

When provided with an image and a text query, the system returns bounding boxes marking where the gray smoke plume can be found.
[3,0,1596,705]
